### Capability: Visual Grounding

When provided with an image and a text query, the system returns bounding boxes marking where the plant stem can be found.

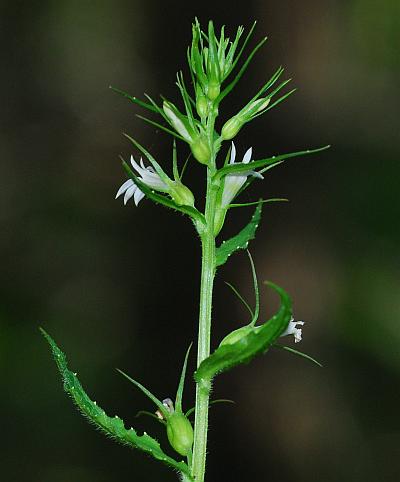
[191,168,218,482]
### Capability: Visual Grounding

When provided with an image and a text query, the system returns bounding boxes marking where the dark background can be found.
[1,1,399,481]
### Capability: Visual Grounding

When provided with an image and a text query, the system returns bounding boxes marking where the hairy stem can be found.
[191,168,218,481]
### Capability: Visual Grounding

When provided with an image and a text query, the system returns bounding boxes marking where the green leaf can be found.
[215,202,262,267]
[228,198,288,208]
[40,328,192,478]
[215,145,330,179]
[236,161,285,197]
[194,282,292,383]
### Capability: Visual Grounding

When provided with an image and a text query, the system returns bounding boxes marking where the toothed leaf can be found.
[40,329,192,478]
[194,282,292,382]
[216,203,262,267]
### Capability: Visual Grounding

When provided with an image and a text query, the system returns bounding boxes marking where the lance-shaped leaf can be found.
[216,202,262,267]
[214,145,330,180]
[40,329,192,479]
[194,282,292,383]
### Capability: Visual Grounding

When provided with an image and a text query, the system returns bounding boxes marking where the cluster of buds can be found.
[189,19,247,105]
[114,19,295,236]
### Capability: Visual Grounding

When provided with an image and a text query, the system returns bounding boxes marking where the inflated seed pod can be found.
[166,412,194,456]
[190,135,211,165]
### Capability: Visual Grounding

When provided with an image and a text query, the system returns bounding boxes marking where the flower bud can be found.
[190,135,210,165]
[243,97,271,117]
[166,412,194,456]
[163,101,193,143]
[196,94,209,118]
[206,80,220,101]
[220,325,253,346]
[221,116,243,141]
[171,182,195,207]
[254,96,271,113]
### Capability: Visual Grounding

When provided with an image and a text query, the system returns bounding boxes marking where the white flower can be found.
[115,155,169,206]
[280,317,305,343]
[221,142,263,207]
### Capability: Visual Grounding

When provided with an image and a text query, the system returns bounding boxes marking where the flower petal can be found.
[130,155,146,176]
[242,146,253,164]
[280,318,305,343]
[229,142,237,164]
[124,184,136,205]
[116,179,134,199]
[134,187,145,206]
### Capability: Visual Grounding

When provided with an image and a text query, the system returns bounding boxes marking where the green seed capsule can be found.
[171,182,195,207]
[166,412,194,456]
[221,116,243,140]
[213,207,226,236]
[196,95,209,118]
[190,135,211,165]
[207,80,220,101]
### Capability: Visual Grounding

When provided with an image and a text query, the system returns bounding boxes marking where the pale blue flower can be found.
[116,155,169,206]
[221,142,263,207]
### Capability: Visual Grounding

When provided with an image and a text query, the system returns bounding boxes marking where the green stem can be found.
[191,168,218,482]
